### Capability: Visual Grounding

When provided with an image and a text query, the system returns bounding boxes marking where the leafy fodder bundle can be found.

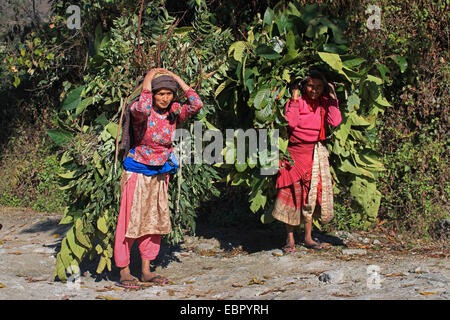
[53,3,232,281]
[216,2,390,230]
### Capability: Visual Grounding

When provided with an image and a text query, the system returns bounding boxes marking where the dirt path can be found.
[0,207,448,301]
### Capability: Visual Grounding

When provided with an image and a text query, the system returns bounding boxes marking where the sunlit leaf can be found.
[318,52,351,82]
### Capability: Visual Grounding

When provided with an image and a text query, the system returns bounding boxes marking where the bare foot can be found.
[141,271,168,285]
[141,270,158,282]
[304,239,328,249]
[285,234,295,248]
[119,267,137,282]
[304,239,320,246]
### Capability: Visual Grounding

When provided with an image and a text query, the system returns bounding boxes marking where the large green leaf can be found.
[253,88,271,109]
[376,63,391,83]
[361,153,385,169]
[352,153,385,172]
[105,122,119,139]
[278,137,289,154]
[350,177,381,219]
[255,45,282,60]
[255,105,273,122]
[66,227,86,260]
[215,79,231,98]
[47,129,73,146]
[322,43,349,54]
[332,139,348,156]
[59,238,74,270]
[286,2,301,17]
[58,170,78,179]
[375,94,391,107]
[263,8,275,26]
[96,256,108,274]
[75,218,92,248]
[318,52,351,82]
[390,55,408,73]
[286,31,296,51]
[280,49,298,64]
[346,93,361,111]
[334,117,351,146]
[338,159,375,179]
[250,188,267,212]
[275,13,289,35]
[13,75,20,88]
[342,57,366,69]
[62,86,84,111]
[349,112,371,126]
[366,75,383,85]
[55,253,68,282]
[318,52,341,71]
[59,207,74,225]
[97,216,108,234]
[98,32,111,56]
[235,162,248,172]
[75,96,94,116]
[228,41,246,62]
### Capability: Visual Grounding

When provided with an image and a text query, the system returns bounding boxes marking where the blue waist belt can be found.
[123,149,178,176]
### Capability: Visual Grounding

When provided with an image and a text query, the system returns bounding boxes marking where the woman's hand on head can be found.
[328,82,337,99]
[142,68,167,91]
[291,88,299,100]
[142,68,190,93]
[164,69,190,92]
[163,69,182,82]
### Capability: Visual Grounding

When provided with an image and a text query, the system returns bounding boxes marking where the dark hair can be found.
[290,70,330,97]
[167,107,180,123]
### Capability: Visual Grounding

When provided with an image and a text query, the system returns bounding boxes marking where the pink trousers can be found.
[114,172,161,268]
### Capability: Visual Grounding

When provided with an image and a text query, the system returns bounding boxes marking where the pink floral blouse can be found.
[129,88,203,166]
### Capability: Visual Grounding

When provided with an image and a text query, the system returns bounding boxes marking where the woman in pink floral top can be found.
[114,68,202,288]
[130,69,203,166]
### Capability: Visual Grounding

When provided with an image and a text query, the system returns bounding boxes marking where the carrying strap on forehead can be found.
[152,74,178,93]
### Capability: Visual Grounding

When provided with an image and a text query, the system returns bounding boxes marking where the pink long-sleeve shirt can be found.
[285,95,341,142]
[130,88,203,166]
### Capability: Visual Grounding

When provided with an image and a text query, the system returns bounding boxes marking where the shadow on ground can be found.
[20,217,71,236]
[194,220,346,253]
[26,213,345,284]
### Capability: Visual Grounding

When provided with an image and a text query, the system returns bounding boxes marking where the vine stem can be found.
[137,0,146,67]
[114,0,145,174]
[114,96,127,175]
[176,135,183,213]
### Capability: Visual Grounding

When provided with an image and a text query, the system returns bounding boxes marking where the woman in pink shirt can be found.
[114,68,203,288]
[272,70,341,252]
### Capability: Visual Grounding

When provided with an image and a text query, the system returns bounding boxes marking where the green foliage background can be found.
[0,0,448,280]
[215,3,390,230]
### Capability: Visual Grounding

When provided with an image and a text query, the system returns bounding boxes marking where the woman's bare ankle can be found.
[119,267,135,281]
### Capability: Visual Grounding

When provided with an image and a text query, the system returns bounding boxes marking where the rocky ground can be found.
[0,207,448,301]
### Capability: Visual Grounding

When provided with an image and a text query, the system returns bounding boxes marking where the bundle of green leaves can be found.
[215,3,392,229]
[51,3,232,282]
